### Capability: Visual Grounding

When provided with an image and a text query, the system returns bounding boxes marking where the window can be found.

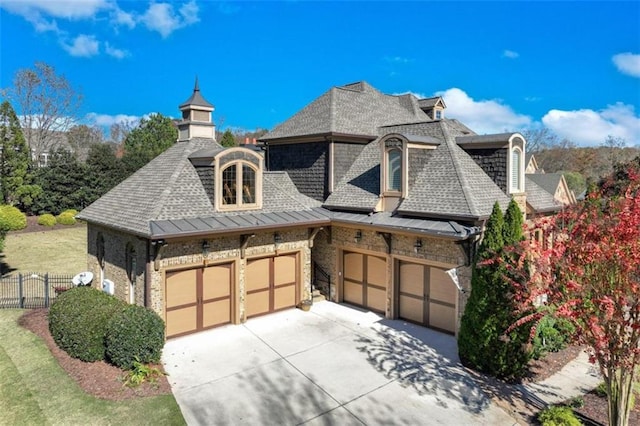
[387,148,402,191]
[125,243,136,304]
[435,110,442,120]
[511,147,522,192]
[222,162,257,207]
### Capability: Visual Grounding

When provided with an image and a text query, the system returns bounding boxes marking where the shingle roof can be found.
[455,133,518,146]
[261,81,431,141]
[77,139,321,237]
[525,176,562,213]
[526,173,563,196]
[179,78,214,109]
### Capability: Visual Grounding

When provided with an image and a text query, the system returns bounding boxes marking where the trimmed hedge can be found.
[0,205,27,231]
[61,209,79,216]
[105,305,165,369]
[56,211,76,225]
[37,213,57,227]
[538,405,581,426]
[49,287,124,362]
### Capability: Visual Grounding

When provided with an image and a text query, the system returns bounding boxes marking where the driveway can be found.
[163,301,518,425]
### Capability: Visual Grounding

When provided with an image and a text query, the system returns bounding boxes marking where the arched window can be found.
[222,162,257,207]
[511,147,522,192]
[125,243,136,304]
[387,148,402,192]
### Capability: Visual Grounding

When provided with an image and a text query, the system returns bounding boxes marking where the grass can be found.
[0,309,185,426]
[3,226,87,275]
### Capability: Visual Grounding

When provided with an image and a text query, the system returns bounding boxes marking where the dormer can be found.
[379,133,440,212]
[418,96,446,120]
[178,78,216,142]
[190,147,263,212]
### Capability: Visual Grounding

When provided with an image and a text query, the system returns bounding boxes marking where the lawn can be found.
[0,309,185,425]
[2,226,87,275]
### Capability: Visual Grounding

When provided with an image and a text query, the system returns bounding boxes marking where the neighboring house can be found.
[525,153,576,207]
[78,80,566,339]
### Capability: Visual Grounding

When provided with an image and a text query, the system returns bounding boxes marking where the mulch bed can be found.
[18,309,172,401]
[10,215,85,234]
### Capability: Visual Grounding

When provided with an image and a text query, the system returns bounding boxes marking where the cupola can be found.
[177,77,216,142]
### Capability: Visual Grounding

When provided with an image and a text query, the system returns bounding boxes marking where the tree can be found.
[122,113,177,173]
[67,124,104,162]
[603,135,627,169]
[5,62,82,160]
[85,143,126,205]
[0,100,41,210]
[458,201,531,381]
[503,158,640,425]
[521,127,561,153]
[220,129,236,147]
[33,149,89,214]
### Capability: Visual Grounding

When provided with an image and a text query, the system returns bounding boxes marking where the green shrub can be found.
[56,211,76,225]
[594,382,607,397]
[122,356,165,387]
[49,287,125,362]
[532,315,576,359]
[0,205,26,230]
[61,209,79,216]
[538,405,581,426]
[37,213,57,227]
[105,304,165,369]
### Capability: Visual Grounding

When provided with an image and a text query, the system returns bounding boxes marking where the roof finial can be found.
[194,75,200,92]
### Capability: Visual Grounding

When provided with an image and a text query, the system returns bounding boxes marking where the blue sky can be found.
[1,1,639,146]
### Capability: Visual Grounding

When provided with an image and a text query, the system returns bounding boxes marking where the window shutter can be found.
[511,149,521,191]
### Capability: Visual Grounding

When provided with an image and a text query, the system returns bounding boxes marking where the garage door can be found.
[398,261,456,334]
[343,251,387,313]
[245,253,298,318]
[165,263,233,338]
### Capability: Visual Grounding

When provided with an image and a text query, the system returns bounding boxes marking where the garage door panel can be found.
[246,291,270,317]
[399,262,423,296]
[246,258,270,292]
[166,306,197,337]
[274,255,296,286]
[429,268,456,305]
[202,299,231,329]
[344,280,363,305]
[274,285,296,311]
[344,253,363,281]
[367,256,387,287]
[203,265,232,299]
[399,295,423,323]
[429,302,456,333]
[166,269,197,308]
[367,286,386,313]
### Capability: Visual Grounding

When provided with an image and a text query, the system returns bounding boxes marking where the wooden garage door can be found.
[245,253,298,318]
[398,262,457,334]
[343,251,387,313]
[165,263,233,338]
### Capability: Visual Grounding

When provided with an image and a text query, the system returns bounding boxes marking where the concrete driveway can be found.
[163,302,518,425]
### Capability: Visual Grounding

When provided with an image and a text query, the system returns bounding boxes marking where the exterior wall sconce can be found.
[274,233,283,244]
[414,238,422,253]
[202,240,210,256]
[355,230,362,243]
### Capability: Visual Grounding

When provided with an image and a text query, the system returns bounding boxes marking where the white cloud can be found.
[111,7,136,30]
[105,42,129,59]
[612,52,640,78]
[1,0,110,20]
[384,56,413,64]
[542,103,640,146]
[85,112,140,127]
[502,49,519,59]
[61,34,100,57]
[436,88,532,134]
[141,1,200,38]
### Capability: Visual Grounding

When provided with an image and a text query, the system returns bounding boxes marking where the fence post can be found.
[18,273,24,309]
[44,273,50,308]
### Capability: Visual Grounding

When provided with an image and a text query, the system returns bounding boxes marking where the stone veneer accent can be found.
[312,225,472,334]
[86,224,312,324]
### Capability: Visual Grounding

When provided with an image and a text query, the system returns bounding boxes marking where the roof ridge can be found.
[440,121,478,216]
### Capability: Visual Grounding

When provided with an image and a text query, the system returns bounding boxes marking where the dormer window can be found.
[387,148,402,192]
[435,110,442,120]
[214,148,263,211]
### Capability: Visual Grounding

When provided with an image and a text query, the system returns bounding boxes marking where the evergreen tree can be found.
[220,129,236,147]
[0,100,40,209]
[33,148,90,214]
[458,201,532,381]
[85,143,126,205]
[122,113,177,173]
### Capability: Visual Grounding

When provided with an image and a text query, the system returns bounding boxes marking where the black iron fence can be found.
[0,272,74,309]
[312,262,331,298]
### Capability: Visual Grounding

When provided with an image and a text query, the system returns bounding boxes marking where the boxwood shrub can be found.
[37,213,57,227]
[49,286,125,362]
[0,205,27,231]
[538,405,581,426]
[105,305,165,369]
[56,211,76,225]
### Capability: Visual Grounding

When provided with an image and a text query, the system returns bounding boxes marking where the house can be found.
[78,80,566,339]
